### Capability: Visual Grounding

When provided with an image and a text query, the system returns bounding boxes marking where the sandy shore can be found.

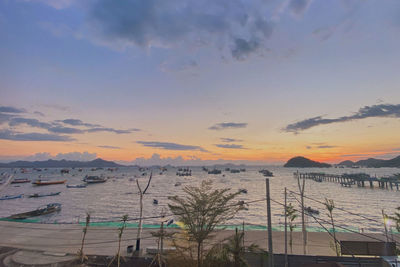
[0,220,398,257]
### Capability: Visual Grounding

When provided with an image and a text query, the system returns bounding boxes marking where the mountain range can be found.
[338,155,400,168]
[0,158,123,168]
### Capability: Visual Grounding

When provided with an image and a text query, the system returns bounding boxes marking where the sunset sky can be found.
[1,0,400,165]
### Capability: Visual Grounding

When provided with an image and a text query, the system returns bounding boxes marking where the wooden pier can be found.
[294,172,400,190]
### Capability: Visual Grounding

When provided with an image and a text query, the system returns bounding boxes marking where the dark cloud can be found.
[98,145,121,149]
[48,126,85,134]
[209,122,248,130]
[306,145,337,149]
[89,0,275,60]
[0,113,16,124]
[137,141,207,152]
[284,103,400,133]
[220,138,243,143]
[215,144,245,149]
[58,119,101,128]
[9,118,53,129]
[289,0,313,16]
[0,130,74,142]
[231,38,261,60]
[87,127,134,134]
[0,106,26,113]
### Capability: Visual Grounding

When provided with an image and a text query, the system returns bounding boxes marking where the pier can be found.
[294,172,400,190]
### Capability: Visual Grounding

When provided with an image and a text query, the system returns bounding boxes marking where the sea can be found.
[0,166,399,233]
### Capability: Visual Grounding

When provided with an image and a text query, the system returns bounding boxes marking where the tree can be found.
[168,180,243,267]
[135,172,152,253]
[78,212,90,263]
[389,207,400,233]
[108,215,128,267]
[324,198,339,256]
[285,203,297,253]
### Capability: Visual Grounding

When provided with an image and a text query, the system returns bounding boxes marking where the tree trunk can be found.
[197,242,202,267]
[136,193,143,251]
[331,215,339,256]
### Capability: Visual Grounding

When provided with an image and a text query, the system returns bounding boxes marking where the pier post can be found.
[265,178,274,267]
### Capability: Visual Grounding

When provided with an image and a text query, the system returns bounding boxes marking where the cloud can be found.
[215,144,245,149]
[220,138,243,143]
[33,111,45,117]
[209,122,248,130]
[288,0,313,16]
[0,106,26,113]
[231,38,261,60]
[48,126,85,134]
[98,145,121,149]
[9,117,53,129]
[54,151,97,161]
[137,141,207,152]
[87,127,135,134]
[0,113,16,124]
[87,0,276,60]
[306,145,337,150]
[58,119,100,128]
[0,129,74,142]
[284,103,400,133]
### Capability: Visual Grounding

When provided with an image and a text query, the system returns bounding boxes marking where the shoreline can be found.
[1,220,398,257]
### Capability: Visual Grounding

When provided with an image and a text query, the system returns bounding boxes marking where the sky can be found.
[1,0,400,165]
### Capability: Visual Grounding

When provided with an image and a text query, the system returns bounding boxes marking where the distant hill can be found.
[338,155,400,168]
[284,156,331,168]
[0,158,124,168]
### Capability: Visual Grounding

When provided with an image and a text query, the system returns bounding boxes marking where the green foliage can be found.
[389,207,400,233]
[324,198,339,256]
[285,203,297,253]
[168,180,242,267]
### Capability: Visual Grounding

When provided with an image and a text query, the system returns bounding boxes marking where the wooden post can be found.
[284,187,288,267]
[266,178,274,267]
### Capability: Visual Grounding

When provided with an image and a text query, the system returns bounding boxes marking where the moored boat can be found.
[83,175,107,184]
[7,203,62,219]
[305,206,319,215]
[32,179,67,186]
[66,184,87,188]
[29,192,61,198]
[11,178,31,184]
[0,194,23,201]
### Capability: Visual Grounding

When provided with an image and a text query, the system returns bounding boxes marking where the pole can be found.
[298,175,307,255]
[160,221,164,267]
[284,187,288,267]
[266,178,274,267]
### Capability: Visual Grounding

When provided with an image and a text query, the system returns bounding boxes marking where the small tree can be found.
[135,172,152,253]
[168,180,242,267]
[324,198,339,256]
[285,203,297,253]
[108,215,128,267]
[78,212,90,263]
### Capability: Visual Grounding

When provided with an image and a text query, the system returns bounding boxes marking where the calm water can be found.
[0,166,399,233]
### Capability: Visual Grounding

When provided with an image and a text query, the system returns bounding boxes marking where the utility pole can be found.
[297,172,307,255]
[284,187,288,267]
[266,178,274,267]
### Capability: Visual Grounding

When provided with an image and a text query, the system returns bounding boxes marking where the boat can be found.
[7,203,62,220]
[83,175,107,184]
[32,179,67,186]
[11,178,31,184]
[153,199,159,205]
[60,169,69,174]
[66,184,87,188]
[0,194,23,201]
[208,169,221,175]
[239,188,248,194]
[29,192,61,198]
[305,206,319,215]
[175,182,182,187]
[230,169,240,173]
[259,169,274,177]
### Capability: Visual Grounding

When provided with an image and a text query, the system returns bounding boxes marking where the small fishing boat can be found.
[0,194,23,201]
[7,203,62,220]
[174,182,182,187]
[29,192,61,198]
[208,169,221,175]
[153,199,159,205]
[32,179,66,186]
[11,178,31,184]
[83,175,107,184]
[305,206,319,215]
[66,184,87,188]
